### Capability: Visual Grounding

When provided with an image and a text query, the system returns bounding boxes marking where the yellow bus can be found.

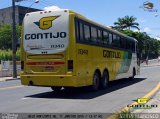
[20,9,140,91]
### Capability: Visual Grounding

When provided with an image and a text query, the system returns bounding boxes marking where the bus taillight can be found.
[68,60,73,72]
[21,61,24,70]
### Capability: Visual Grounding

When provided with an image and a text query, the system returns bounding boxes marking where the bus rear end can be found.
[20,9,77,88]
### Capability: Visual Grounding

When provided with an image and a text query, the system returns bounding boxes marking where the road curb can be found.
[107,83,160,119]
[142,64,160,67]
[0,85,24,91]
[5,78,20,81]
[0,77,20,82]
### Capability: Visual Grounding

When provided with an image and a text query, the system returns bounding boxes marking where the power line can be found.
[42,0,54,6]
[38,1,48,7]
[39,0,55,7]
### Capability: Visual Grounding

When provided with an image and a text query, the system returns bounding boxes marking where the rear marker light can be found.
[68,60,73,72]
[21,61,24,70]
[27,62,64,66]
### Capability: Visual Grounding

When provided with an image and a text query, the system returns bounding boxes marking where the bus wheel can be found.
[51,87,62,92]
[100,71,109,89]
[91,72,100,91]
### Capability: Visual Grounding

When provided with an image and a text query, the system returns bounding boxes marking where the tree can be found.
[0,24,21,49]
[113,15,159,59]
[114,16,139,30]
[121,30,160,59]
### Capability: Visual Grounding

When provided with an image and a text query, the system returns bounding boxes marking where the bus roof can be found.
[69,10,137,42]
[26,9,137,42]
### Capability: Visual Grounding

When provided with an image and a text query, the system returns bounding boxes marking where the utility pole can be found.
[11,0,39,78]
[12,0,17,78]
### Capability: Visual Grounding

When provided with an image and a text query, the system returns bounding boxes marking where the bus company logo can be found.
[127,98,158,109]
[136,98,149,104]
[34,16,59,30]
[103,50,121,58]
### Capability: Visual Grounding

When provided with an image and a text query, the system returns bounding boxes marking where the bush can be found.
[0,49,20,61]
[0,24,21,49]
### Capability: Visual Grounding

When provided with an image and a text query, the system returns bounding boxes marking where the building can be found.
[0,5,41,25]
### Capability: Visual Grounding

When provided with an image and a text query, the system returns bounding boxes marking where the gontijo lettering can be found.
[25,32,67,40]
[103,50,121,58]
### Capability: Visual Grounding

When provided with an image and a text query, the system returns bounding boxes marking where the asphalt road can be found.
[0,66,160,113]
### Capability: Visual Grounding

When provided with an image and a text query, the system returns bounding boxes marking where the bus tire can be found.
[100,71,109,89]
[91,72,100,91]
[51,86,62,92]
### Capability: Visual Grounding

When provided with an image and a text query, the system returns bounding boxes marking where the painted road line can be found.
[107,83,160,119]
[0,85,24,91]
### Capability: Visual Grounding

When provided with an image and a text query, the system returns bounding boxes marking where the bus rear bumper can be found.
[20,74,79,87]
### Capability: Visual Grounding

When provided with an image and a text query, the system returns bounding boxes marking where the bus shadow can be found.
[26,78,146,99]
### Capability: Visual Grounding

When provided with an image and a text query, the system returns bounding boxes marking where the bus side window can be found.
[126,40,129,50]
[109,33,113,45]
[112,34,120,48]
[103,31,109,45]
[97,29,102,44]
[116,36,120,48]
[112,34,116,47]
[84,24,91,41]
[123,39,127,49]
[132,41,135,53]
[130,42,133,51]
[79,22,84,41]
[91,26,97,43]
[126,40,132,51]
[136,42,138,53]
[121,37,127,49]
[120,37,125,49]
[75,19,80,41]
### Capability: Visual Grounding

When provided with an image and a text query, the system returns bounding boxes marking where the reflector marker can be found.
[27,62,65,65]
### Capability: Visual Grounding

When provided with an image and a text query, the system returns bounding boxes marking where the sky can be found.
[1,0,160,40]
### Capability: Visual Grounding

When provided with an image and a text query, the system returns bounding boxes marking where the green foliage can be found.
[0,49,20,61]
[120,30,160,59]
[113,15,160,60]
[114,15,139,30]
[16,48,20,61]
[0,24,22,49]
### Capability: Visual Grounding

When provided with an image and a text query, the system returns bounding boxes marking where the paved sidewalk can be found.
[142,63,160,67]
[141,59,160,67]
[0,76,20,82]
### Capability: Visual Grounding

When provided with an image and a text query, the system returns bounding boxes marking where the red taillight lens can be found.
[68,60,73,72]
[21,61,24,70]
